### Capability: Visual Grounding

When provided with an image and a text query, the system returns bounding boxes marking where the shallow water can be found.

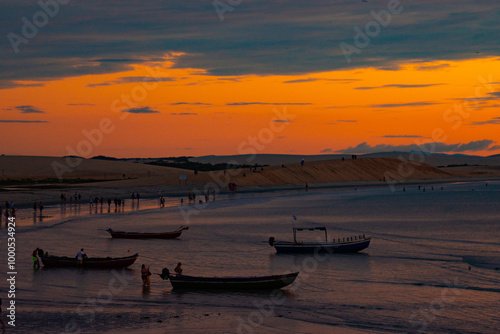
[1,181,499,333]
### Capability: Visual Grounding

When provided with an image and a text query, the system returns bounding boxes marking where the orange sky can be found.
[1,56,499,157]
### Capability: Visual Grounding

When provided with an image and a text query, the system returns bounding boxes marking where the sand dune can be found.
[2,155,497,188]
[0,155,188,181]
[0,155,448,182]
[228,157,453,186]
[1,155,499,207]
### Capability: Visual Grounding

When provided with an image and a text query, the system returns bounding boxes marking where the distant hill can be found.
[190,152,500,167]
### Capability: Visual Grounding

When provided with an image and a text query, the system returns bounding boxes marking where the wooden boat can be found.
[40,253,139,268]
[158,268,299,290]
[269,226,371,253]
[105,226,189,239]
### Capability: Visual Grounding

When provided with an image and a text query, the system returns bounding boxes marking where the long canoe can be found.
[160,270,299,290]
[105,226,189,239]
[40,253,139,268]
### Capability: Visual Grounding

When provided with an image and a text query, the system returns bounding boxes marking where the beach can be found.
[2,155,500,210]
[1,170,499,333]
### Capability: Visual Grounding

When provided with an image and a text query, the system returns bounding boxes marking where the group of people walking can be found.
[131,192,141,201]
[1,201,16,218]
[33,202,44,215]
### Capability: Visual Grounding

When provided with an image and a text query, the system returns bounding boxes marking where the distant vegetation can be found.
[91,155,118,161]
[145,159,263,172]
[90,155,266,171]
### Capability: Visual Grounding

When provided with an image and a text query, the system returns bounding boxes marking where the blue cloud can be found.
[15,105,45,113]
[336,140,495,154]
[416,64,451,71]
[470,117,500,126]
[283,78,358,84]
[488,145,500,151]
[382,135,425,138]
[88,76,175,87]
[123,106,159,114]
[170,102,212,106]
[356,84,442,90]
[370,102,437,108]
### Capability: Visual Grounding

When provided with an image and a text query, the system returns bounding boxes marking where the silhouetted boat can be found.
[105,226,189,239]
[269,226,371,253]
[158,268,299,290]
[40,253,139,268]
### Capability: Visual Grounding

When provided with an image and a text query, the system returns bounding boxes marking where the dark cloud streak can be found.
[0,120,48,123]
[15,105,45,113]
[123,106,159,114]
[356,84,442,90]
[470,117,500,126]
[370,102,437,108]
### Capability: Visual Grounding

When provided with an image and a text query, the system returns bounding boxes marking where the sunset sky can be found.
[1,0,499,158]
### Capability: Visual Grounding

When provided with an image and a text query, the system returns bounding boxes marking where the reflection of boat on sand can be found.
[158,268,299,290]
[269,227,371,253]
[105,226,189,239]
[40,253,139,268]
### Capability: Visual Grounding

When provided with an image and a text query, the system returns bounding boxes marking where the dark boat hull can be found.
[274,238,371,253]
[40,253,139,268]
[108,230,183,239]
[168,272,299,290]
[106,227,188,239]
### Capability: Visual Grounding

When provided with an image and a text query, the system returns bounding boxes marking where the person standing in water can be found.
[32,248,40,268]
[141,264,151,286]
[174,262,183,276]
[39,202,44,217]
[76,248,86,266]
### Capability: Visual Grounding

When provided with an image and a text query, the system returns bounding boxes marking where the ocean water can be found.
[1,181,499,333]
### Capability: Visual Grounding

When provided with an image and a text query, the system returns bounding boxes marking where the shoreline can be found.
[2,175,498,211]
[2,155,500,210]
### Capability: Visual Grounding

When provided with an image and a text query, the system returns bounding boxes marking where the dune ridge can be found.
[1,155,499,207]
